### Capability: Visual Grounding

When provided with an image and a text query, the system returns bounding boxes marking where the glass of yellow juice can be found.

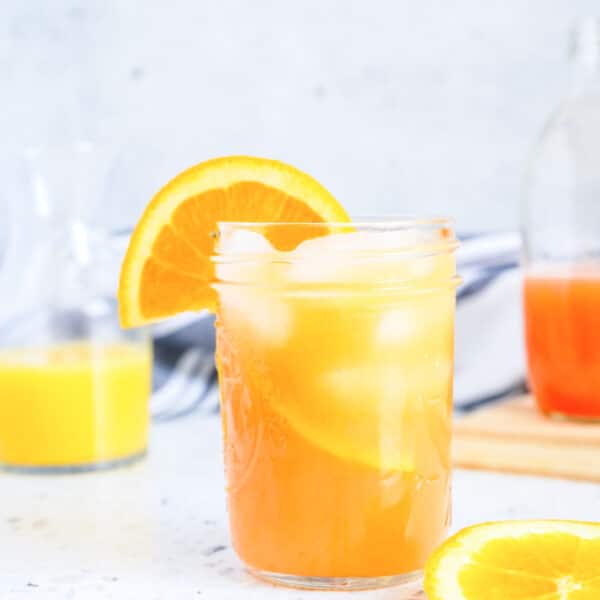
[0,229,152,473]
[212,219,459,592]
[0,338,151,472]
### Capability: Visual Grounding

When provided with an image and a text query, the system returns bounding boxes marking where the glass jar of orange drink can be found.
[212,219,459,591]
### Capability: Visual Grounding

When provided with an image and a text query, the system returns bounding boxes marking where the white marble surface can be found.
[1,413,599,599]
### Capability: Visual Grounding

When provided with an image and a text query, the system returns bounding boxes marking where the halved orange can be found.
[118,156,349,327]
[424,520,600,600]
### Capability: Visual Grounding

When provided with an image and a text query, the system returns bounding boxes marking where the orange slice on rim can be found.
[118,156,349,327]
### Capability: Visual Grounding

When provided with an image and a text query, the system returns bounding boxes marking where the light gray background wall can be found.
[2,0,599,232]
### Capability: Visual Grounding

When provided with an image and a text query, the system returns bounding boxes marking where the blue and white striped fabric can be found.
[151,231,527,420]
[454,232,526,410]
[151,313,219,422]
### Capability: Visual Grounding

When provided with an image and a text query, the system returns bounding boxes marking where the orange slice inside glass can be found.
[424,520,600,600]
[117,156,349,327]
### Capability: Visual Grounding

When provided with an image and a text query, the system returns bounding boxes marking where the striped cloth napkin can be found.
[454,232,525,411]
[151,231,526,421]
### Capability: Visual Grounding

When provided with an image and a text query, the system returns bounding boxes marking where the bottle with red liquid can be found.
[523,19,600,421]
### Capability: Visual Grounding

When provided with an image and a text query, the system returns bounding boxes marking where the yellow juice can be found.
[0,342,151,469]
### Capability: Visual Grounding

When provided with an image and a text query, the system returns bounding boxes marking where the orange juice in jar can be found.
[213,220,459,591]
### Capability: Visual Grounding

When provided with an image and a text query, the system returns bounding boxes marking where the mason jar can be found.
[212,219,459,592]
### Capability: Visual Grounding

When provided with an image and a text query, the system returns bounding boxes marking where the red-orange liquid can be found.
[524,274,600,419]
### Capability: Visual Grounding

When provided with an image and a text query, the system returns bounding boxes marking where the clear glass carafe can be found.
[0,144,152,472]
[522,18,600,420]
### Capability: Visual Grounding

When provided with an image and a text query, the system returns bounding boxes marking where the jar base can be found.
[250,567,424,593]
[0,449,147,474]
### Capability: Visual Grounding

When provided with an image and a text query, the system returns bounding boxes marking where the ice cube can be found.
[219,288,291,346]
[319,364,416,471]
[215,230,291,344]
[376,308,420,345]
[288,232,383,283]
[293,230,420,258]
[375,296,454,347]
[217,229,274,255]
[321,364,406,414]
[287,230,448,284]
[215,230,278,283]
[321,361,452,416]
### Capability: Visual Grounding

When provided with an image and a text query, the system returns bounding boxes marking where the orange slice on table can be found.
[424,520,600,600]
[118,156,349,327]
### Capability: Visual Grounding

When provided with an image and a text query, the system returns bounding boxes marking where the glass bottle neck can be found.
[570,18,600,94]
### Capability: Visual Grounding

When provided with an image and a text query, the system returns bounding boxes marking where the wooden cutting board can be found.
[453,395,600,482]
